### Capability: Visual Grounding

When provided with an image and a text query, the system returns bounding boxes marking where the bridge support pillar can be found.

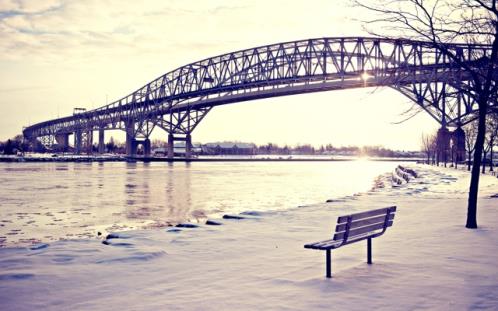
[128,139,150,157]
[55,133,70,152]
[74,130,82,154]
[168,134,174,159]
[126,139,138,157]
[126,121,136,157]
[451,127,466,164]
[185,134,192,159]
[85,130,93,155]
[167,134,193,159]
[98,128,105,154]
[436,127,451,166]
[143,138,151,157]
[126,138,138,157]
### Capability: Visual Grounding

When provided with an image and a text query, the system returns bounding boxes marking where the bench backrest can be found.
[333,206,396,245]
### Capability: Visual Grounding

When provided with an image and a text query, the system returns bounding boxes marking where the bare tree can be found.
[464,121,478,170]
[483,129,491,173]
[485,112,498,171]
[355,0,498,228]
[421,133,436,164]
[431,134,438,164]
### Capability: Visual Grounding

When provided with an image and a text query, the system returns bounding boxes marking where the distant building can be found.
[152,147,167,156]
[203,142,256,155]
[152,143,202,157]
[175,142,202,155]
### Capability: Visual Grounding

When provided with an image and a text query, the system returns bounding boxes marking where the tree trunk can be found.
[466,101,487,229]
[490,142,494,172]
[468,152,472,171]
[482,151,487,174]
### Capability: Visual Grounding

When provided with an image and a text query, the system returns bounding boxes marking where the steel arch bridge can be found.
[23,36,495,157]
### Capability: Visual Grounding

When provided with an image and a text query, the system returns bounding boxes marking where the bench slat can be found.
[335,213,395,232]
[304,239,342,250]
[337,206,396,223]
[342,231,384,245]
[334,220,393,241]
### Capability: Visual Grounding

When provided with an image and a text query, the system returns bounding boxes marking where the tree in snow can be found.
[355,0,498,228]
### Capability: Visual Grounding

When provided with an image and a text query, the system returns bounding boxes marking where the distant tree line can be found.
[1,133,421,158]
[0,135,44,155]
[247,143,417,157]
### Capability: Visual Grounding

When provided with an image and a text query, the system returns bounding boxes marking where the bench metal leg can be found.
[367,238,372,264]
[326,249,332,278]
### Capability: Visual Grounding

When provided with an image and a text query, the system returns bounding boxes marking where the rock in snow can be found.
[175,223,199,228]
[240,211,262,216]
[105,233,120,239]
[222,214,246,220]
[167,228,182,233]
[29,243,49,250]
[105,233,130,240]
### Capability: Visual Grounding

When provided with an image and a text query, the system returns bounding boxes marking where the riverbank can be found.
[133,156,421,162]
[0,154,422,163]
[1,164,497,310]
[0,154,126,162]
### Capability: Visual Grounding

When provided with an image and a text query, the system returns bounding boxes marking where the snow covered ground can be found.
[1,164,497,310]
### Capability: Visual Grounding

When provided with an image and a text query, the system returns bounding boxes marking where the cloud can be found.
[10,0,62,14]
[209,4,248,15]
[0,0,21,11]
[3,13,32,29]
[0,0,362,83]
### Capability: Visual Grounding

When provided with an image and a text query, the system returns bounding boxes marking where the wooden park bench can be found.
[304,206,397,278]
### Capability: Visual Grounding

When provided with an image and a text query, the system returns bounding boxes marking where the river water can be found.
[0,160,404,247]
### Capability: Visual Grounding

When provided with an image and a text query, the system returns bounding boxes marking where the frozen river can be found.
[0,160,404,247]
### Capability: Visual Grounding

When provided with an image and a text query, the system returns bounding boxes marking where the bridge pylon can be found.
[98,128,105,154]
[157,107,210,159]
[167,133,174,158]
[74,130,82,154]
[167,133,192,159]
[125,119,154,157]
[55,133,70,152]
[436,127,451,166]
[73,129,93,155]
[185,134,192,159]
[125,121,136,156]
[451,127,466,164]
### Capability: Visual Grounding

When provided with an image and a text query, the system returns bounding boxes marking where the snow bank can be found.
[1,164,497,310]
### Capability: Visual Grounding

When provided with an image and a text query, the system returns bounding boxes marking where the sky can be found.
[0,0,440,150]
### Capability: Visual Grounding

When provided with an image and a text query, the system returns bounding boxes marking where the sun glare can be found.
[361,72,372,80]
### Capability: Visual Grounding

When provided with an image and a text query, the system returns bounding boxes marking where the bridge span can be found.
[23,37,494,158]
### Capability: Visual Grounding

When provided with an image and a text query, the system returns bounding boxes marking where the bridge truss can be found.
[23,37,495,157]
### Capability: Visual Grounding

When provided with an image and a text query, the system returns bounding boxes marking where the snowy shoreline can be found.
[1,164,498,310]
